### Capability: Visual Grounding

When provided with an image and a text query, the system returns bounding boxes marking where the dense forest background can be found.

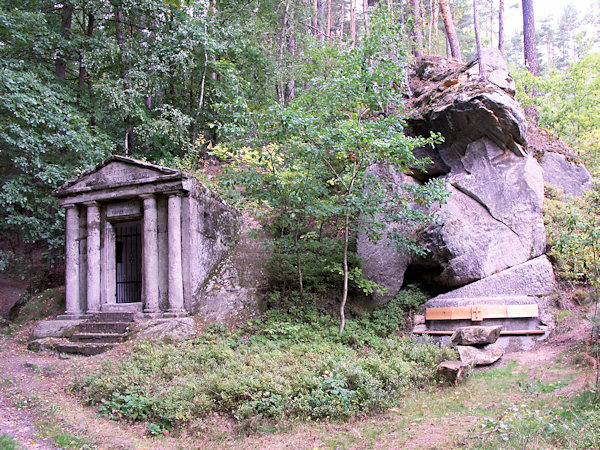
[1,0,600,293]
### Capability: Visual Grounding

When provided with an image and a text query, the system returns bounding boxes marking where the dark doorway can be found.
[115,221,142,303]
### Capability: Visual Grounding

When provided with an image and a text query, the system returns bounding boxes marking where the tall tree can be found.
[521,0,538,76]
[411,0,424,57]
[350,0,357,47]
[498,0,504,55]
[439,0,462,60]
[473,0,484,80]
[55,2,74,79]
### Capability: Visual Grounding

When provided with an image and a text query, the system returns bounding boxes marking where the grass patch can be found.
[0,435,17,450]
[73,295,457,431]
[52,432,94,449]
[479,391,600,448]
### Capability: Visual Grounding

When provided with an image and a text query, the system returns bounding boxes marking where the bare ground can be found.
[0,304,595,450]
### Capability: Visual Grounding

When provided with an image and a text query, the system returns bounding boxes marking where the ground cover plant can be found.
[73,294,456,433]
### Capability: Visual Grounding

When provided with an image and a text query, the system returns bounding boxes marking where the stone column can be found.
[64,204,82,317]
[141,194,160,315]
[85,202,101,314]
[166,193,185,316]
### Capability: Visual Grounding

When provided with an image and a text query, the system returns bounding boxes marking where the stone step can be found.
[28,338,116,356]
[89,312,135,323]
[71,332,127,343]
[79,321,131,334]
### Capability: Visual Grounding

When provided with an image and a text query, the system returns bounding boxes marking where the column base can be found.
[56,313,92,320]
[163,310,187,318]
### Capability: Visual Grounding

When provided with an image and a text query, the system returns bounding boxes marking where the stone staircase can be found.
[29,312,135,356]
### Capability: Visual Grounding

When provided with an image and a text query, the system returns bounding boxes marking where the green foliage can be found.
[482,393,600,448]
[74,302,456,429]
[543,183,600,283]
[0,435,17,450]
[514,54,600,172]
[214,7,447,321]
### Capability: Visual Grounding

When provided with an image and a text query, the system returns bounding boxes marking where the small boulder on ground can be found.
[450,325,502,346]
[437,360,470,385]
[457,343,504,366]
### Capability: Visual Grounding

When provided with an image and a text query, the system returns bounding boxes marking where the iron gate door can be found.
[115,220,142,303]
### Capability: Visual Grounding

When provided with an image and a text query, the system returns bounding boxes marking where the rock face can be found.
[541,151,593,197]
[133,317,196,341]
[358,48,559,297]
[432,256,555,300]
[450,326,502,346]
[457,343,505,366]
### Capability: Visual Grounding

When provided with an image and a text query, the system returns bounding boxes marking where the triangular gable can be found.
[55,155,182,195]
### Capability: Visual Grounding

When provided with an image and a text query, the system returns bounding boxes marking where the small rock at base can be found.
[437,360,470,385]
[450,325,503,346]
[457,343,504,366]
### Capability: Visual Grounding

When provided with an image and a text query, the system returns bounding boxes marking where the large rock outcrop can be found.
[358,49,558,297]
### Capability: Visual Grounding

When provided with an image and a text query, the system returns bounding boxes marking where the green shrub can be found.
[74,300,456,429]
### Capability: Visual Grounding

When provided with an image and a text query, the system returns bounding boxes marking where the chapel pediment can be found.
[55,155,183,196]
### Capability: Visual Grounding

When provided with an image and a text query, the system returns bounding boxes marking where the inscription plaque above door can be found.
[106,200,141,220]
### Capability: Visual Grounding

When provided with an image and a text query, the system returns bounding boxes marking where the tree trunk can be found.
[312,0,319,37]
[522,0,538,122]
[339,1,345,45]
[439,0,462,60]
[522,0,538,75]
[473,0,484,80]
[363,0,370,37]
[285,2,296,102]
[326,0,332,38]
[498,0,505,55]
[339,160,358,335]
[56,3,74,79]
[411,0,424,57]
[350,0,357,48]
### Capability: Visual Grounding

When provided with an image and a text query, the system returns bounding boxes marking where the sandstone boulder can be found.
[541,151,593,197]
[432,256,555,300]
[450,326,502,346]
[457,343,504,366]
[359,49,556,296]
[357,165,421,299]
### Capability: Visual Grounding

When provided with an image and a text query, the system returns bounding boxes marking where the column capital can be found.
[139,193,156,200]
[63,202,79,210]
[164,190,185,197]
[83,200,100,207]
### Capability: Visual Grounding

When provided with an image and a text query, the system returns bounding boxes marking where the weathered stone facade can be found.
[53,156,239,318]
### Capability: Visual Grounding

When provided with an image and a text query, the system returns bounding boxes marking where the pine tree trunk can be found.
[339,1,345,45]
[363,0,370,37]
[56,3,74,79]
[522,0,538,75]
[326,0,332,38]
[498,0,505,55]
[411,0,424,57]
[350,0,357,48]
[439,0,462,60]
[521,0,538,122]
[473,0,484,80]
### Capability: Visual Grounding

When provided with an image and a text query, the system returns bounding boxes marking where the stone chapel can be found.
[53,156,239,319]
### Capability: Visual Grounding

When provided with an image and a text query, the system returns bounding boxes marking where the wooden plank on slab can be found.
[413,329,546,336]
[425,307,472,320]
[506,304,539,318]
